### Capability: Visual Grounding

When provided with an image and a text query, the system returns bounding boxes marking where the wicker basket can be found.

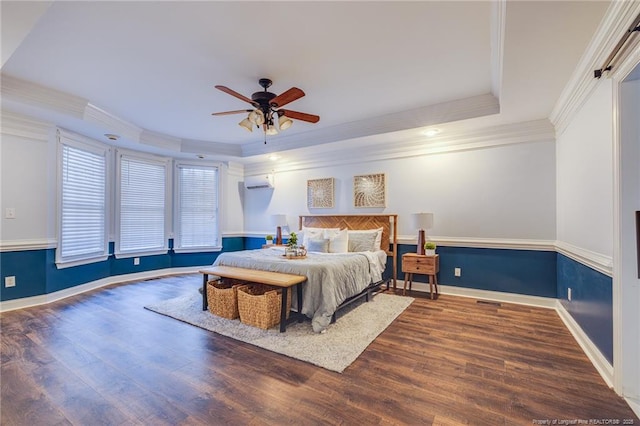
[206,279,240,319]
[237,284,292,330]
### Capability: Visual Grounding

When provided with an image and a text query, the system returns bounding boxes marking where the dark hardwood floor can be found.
[1,274,637,425]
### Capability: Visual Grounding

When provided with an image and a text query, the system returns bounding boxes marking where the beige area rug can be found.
[145,292,413,373]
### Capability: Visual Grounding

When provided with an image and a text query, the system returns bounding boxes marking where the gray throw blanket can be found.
[213,247,376,332]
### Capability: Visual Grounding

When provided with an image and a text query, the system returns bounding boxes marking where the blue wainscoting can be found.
[0,249,48,299]
[0,237,246,302]
[557,253,613,364]
[397,245,557,298]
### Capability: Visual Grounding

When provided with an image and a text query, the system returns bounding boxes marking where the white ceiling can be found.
[1,1,609,163]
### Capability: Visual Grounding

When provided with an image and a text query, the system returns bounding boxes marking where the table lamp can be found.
[412,213,434,255]
[272,214,288,245]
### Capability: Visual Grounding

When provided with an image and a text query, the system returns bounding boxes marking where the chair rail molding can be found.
[555,240,613,277]
[0,238,57,252]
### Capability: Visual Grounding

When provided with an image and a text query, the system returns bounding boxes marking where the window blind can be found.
[118,155,167,255]
[58,143,107,263]
[176,164,220,250]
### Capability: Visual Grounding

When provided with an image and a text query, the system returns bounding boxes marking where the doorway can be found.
[614,58,640,414]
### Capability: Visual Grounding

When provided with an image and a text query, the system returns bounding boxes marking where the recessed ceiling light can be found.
[422,128,441,137]
[196,154,205,159]
[104,133,120,141]
[268,154,280,161]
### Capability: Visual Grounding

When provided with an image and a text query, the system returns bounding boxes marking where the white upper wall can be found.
[244,139,556,242]
[0,131,52,243]
[556,79,614,257]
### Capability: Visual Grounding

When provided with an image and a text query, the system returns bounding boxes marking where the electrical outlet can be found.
[134,257,140,266]
[454,267,461,277]
[568,288,572,301]
[5,276,16,287]
[5,208,16,219]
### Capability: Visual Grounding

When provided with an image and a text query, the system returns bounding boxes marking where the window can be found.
[116,151,169,257]
[56,132,109,267]
[174,163,221,252]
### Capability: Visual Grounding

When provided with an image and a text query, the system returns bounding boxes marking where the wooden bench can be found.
[199,266,307,332]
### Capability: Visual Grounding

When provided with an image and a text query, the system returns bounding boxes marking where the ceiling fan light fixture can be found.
[239,118,253,132]
[279,115,293,130]
[249,109,265,126]
[213,79,319,143]
[266,125,278,136]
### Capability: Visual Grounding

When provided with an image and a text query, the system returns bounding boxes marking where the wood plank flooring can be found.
[1,274,638,425]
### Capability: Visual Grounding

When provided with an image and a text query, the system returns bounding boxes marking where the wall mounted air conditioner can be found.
[244,174,274,189]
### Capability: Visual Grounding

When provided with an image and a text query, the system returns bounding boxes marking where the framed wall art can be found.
[353,173,386,208]
[307,178,335,209]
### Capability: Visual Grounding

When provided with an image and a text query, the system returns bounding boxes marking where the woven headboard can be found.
[298,214,398,286]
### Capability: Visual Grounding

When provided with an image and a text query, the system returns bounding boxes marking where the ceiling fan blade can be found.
[215,85,255,105]
[211,109,252,116]
[270,87,305,108]
[281,109,320,123]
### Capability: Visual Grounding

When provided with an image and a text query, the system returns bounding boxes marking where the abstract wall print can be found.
[353,173,386,208]
[307,178,335,209]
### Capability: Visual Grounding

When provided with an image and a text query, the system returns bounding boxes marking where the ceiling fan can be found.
[212,78,320,142]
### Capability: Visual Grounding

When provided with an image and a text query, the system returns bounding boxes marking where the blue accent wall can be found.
[0,237,246,302]
[397,244,557,298]
[557,253,613,364]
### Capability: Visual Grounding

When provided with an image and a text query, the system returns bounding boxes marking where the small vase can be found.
[425,249,436,256]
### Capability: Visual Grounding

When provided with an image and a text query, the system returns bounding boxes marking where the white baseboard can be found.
[555,300,614,388]
[626,397,640,419]
[0,266,205,313]
[405,280,557,309]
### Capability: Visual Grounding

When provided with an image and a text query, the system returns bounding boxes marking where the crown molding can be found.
[225,161,245,177]
[244,118,554,175]
[83,103,143,142]
[550,1,640,136]
[555,240,612,277]
[0,109,52,141]
[241,93,500,158]
[181,138,243,158]
[139,129,181,152]
[0,75,88,118]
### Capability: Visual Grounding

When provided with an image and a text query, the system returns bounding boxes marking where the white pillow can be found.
[307,238,330,253]
[300,228,323,247]
[301,227,340,248]
[347,227,383,251]
[327,229,348,253]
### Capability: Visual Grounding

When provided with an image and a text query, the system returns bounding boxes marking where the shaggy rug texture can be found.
[145,292,413,373]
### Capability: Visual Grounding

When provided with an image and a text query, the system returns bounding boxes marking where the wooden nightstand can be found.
[402,253,439,299]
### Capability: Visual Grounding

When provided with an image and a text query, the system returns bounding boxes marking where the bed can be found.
[212,214,398,332]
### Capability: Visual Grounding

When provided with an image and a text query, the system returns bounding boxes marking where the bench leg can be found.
[280,287,289,333]
[202,274,208,311]
[296,283,304,323]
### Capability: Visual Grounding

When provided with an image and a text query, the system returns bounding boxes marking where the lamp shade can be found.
[239,118,253,132]
[272,214,288,227]
[249,109,265,126]
[412,212,434,230]
[266,125,278,136]
[279,115,293,130]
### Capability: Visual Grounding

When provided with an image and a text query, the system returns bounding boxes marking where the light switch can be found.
[5,208,16,219]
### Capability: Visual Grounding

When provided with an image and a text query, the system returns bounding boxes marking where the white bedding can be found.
[212,247,387,332]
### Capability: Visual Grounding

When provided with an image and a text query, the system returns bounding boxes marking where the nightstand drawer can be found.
[402,254,439,274]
